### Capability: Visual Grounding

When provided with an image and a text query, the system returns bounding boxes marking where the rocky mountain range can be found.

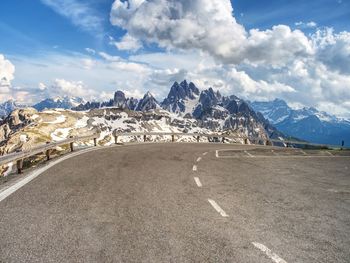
[72,80,282,140]
[251,99,350,146]
[0,80,280,159]
[33,96,85,111]
[0,97,86,120]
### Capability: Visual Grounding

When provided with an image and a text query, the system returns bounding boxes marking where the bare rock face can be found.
[0,108,37,146]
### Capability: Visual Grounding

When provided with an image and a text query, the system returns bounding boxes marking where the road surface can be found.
[0,143,349,262]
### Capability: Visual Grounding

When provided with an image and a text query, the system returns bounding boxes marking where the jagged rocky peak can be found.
[113,90,127,109]
[192,88,223,119]
[198,88,222,108]
[161,80,200,113]
[135,91,159,112]
[169,80,200,100]
[126,97,138,111]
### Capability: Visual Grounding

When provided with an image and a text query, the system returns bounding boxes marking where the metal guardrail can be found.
[114,132,348,149]
[0,134,98,174]
[1,131,348,175]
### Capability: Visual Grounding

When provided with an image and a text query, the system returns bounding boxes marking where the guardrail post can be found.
[16,159,23,174]
[94,138,97,147]
[114,135,118,144]
[69,136,74,152]
[172,134,175,143]
[197,136,200,143]
[144,135,147,142]
[45,142,51,161]
[222,137,225,143]
[244,138,248,145]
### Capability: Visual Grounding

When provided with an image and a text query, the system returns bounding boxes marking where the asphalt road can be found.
[0,143,349,263]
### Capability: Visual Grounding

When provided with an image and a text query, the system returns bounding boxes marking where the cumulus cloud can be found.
[0,54,17,102]
[313,28,350,74]
[0,54,15,88]
[110,0,314,66]
[108,0,350,117]
[110,0,246,62]
[50,79,97,100]
[111,34,142,51]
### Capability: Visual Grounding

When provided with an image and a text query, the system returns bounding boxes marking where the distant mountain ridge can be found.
[72,80,283,140]
[251,99,350,146]
[33,96,85,111]
[2,82,347,146]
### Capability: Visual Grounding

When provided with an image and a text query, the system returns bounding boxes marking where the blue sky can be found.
[1,0,348,56]
[0,0,350,117]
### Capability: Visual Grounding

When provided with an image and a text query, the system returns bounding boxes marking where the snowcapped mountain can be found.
[250,99,292,124]
[0,100,24,119]
[0,80,284,160]
[161,80,200,114]
[73,91,139,111]
[251,99,350,146]
[33,96,85,111]
[71,80,283,139]
[135,92,160,112]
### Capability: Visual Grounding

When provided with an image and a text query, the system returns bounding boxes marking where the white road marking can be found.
[194,177,202,187]
[208,199,229,217]
[215,150,219,158]
[244,150,254,157]
[203,152,208,156]
[252,242,287,263]
[193,165,197,171]
[196,157,202,162]
[299,150,307,155]
[0,146,104,203]
[326,151,333,156]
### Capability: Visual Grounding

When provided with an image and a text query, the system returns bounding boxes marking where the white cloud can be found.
[85,48,96,55]
[40,0,104,34]
[0,54,15,86]
[111,34,142,51]
[313,28,350,74]
[295,21,318,28]
[0,54,20,102]
[81,58,96,70]
[38,82,47,90]
[50,79,97,100]
[108,0,350,117]
[110,0,314,66]
[110,0,245,59]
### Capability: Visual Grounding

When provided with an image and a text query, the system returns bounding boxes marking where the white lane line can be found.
[194,177,202,187]
[252,242,287,263]
[193,165,197,171]
[299,149,307,155]
[0,147,103,203]
[203,152,208,156]
[244,150,254,157]
[215,150,219,158]
[196,157,202,162]
[208,199,229,217]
